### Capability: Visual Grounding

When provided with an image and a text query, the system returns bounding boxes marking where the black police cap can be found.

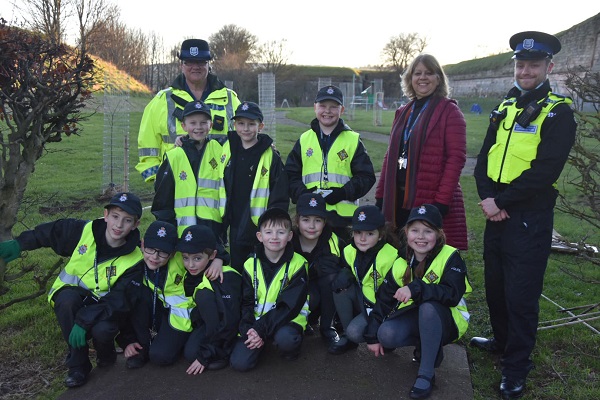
[178,39,212,61]
[510,31,561,60]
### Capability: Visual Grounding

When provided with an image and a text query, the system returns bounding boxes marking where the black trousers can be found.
[53,287,118,373]
[483,208,553,380]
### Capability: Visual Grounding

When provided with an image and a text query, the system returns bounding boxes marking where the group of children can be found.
[0,85,471,399]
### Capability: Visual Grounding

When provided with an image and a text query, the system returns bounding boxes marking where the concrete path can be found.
[58,334,473,400]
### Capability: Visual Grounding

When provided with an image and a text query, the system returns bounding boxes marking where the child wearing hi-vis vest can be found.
[328,205,400,355]
[230,208,309,372]
[151,100,226,282]
[0,192,144,388]
[221,101,289,272]
[364,204,472,400]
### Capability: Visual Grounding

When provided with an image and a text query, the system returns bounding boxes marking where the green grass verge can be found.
[1,101,598,399]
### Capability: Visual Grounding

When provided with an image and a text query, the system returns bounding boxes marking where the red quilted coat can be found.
[376,97,468,250]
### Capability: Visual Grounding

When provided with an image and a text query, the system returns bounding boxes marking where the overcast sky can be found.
[1,1,598,67]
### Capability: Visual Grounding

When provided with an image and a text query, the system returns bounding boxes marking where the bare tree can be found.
[209,24,258,64]
[556,67,600,271]
[0,19,97,291]
[255,39,293,77]
[381,33,428,76]
[74,0,110,53]
[12,0,72,44]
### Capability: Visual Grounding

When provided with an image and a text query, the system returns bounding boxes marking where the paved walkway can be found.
[58,334,473,400]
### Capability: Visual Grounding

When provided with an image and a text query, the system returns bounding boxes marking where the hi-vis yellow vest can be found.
[299,129,359,218]
[144,254,192,332]
[193,265,240,297]
[389,246,472,339]
[243,253,309,330]
[221,141,273,225]
[136,87,240,182]
[48,221,143,303]
[343,243,398,305]
[487,93,572,184]
[166,140,226,235]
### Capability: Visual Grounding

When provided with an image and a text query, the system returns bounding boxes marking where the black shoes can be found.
[469,336,504,354]
[327,336,358,355]
[500,375,526,399]
[320,328,340,346]
[64,370,87,388]
[409,375,435,399]
[207,358,229,371]
[125,354,147,369]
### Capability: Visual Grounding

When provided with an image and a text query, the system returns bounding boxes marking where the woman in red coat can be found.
[375,54,468,250]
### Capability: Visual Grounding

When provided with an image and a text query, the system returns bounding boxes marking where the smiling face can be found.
[256,221,293,255]
[314,100,344,131]
[411,62,440,99]
[297,215,326,241]
[181,59,209,86]
[141,242,171,271]
[234,117,262,148]
[352,229,381,252]
[103,207,140,248]
[182,250,216,276]
[182,113,212,142]
[406,220,439,261]
[514,58,553,91]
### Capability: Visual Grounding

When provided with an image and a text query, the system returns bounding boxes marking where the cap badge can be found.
[327,87,334,95]
[523,38,534,50]
[309,198,317,207]
[157,227,167,238]
[418,206,426,215]
[190,47,199,56]
[358,211,366,221]
[242,103,249,111]
[119,194,128,202]
[195,102,203,109]
[185,231,193,242]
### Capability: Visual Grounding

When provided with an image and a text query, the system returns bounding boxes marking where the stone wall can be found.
[449,13,600,99]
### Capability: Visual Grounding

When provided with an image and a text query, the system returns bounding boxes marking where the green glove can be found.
[68,324,87,349]
[0,240,21,263]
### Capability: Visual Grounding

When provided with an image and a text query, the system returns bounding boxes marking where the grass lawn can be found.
[1,96,598,399]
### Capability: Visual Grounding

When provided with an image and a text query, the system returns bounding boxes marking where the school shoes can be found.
[207,359,229,371]
[469,336,504,354]
[500,376,526,399]
[320,328,340,346]
[409,375,435,399]
[125,354,147,369]
[64,363,91,388]
[327,335,358,355]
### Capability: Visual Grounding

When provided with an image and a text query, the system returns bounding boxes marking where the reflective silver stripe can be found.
[255,301,277,316]
[302,173,322,184]
[457,298,470,322]
[177,216,197,227]
[165,89,178,141]
[139,147,160,157]
[165,294,188,306]
[174,197,196,208]
[302,172,350,185]
[225,91,234,131]
[196,178,221,190]
[196,197,220,208]
[170,305,191,319]
[250,206,267,219]
[250,187,269,198]
[219,197,227,209]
